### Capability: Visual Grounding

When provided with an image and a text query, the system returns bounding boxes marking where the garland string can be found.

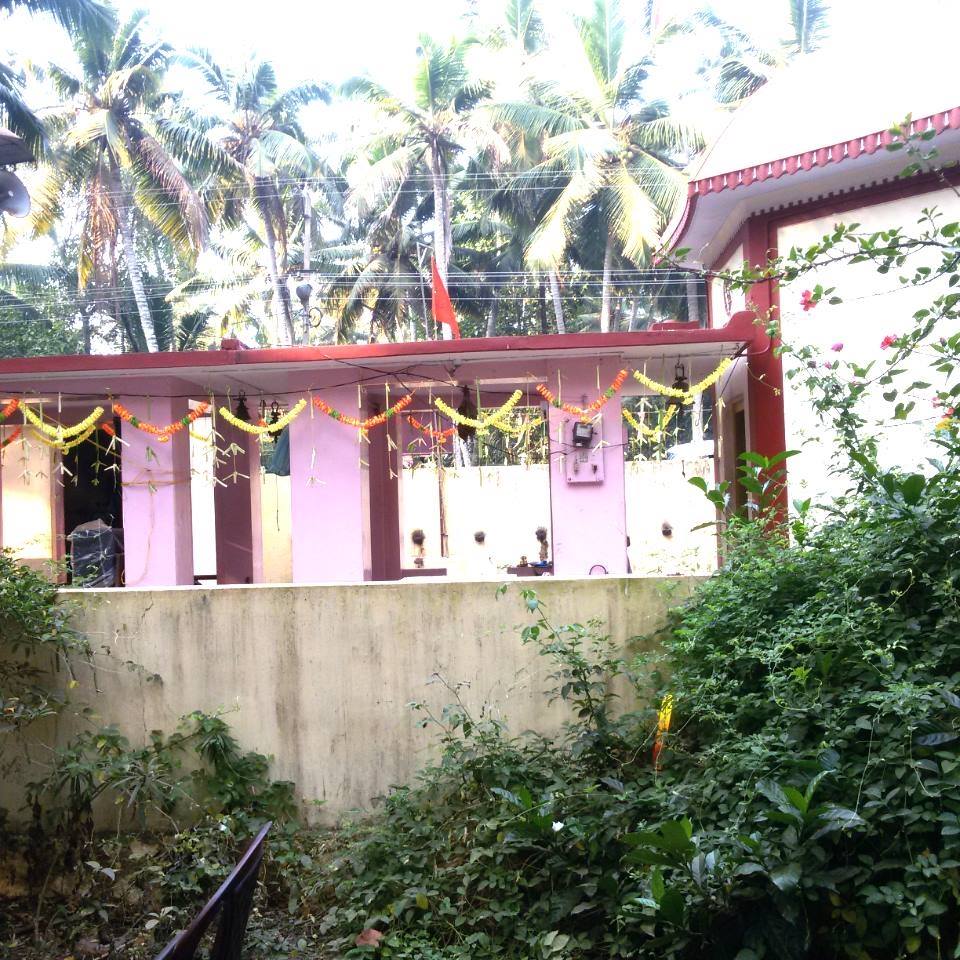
[313,393,414,431]
[22,403,104,439]
[536,370,628,422]
[434,390,523,432]
[633,358,733,403]
[113,401,210,442]
[218,399,307,436]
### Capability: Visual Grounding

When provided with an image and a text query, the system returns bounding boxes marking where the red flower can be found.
[800,290,817,311]
[880,334,899,349]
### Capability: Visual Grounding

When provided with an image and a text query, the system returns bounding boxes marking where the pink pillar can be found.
[213,417,263,584]
[288,388,370,583]
[119,396,194,586]
[547,360,628,577]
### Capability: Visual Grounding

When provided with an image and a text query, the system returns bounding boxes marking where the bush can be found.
[311,469,960,959]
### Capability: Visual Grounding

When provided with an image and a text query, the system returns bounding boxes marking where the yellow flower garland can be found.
[633,358,733,403]
[21,404,104,439]
[218,398,307,436]
[434,390,523,433]
[29,424,98,453]
[622,405,677,440]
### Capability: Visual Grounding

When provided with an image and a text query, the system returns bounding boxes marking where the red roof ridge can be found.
[688,106,960,198]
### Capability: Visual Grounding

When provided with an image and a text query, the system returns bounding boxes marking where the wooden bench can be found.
[155,821,271,960]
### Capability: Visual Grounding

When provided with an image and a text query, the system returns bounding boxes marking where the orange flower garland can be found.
[312,392,414,431]
[536,369,628,422]
[112,401,210,443]
[406,415,458,444]
[0,398,19,422]
[1,425,21,449]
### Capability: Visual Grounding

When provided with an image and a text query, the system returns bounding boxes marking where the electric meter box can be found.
[564,419,605,484]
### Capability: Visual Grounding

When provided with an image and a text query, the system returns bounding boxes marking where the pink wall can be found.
[547,360,628,576]
[213,416,263,584]
[119,396,194,586]
[288,388,370,583]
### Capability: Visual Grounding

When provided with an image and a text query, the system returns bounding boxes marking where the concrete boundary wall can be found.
[12,577,700,824]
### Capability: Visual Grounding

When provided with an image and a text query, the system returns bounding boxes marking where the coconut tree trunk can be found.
[116,189,157,352]
[627,297,639,331]
[600,232,614,333]
[549,269,565,333]
[261,209,296,346]
[486,289,499,337]
[538,280,548,334]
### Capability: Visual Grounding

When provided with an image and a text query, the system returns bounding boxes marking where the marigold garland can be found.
[1,425,22,449]
[0,398,19,422]
[113,401,210,442]
[219,398,307,435]
[22,403,104,439]
[407,415,458,444]
[313,392,414,431]
[633,358,733,403]
[536,370,628,422]
[622,404,677,440]
[434,390,523,432]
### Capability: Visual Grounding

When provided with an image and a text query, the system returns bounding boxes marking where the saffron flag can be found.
[431,256,461,339]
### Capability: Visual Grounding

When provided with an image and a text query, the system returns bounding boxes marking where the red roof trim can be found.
[687,107,960,198]
[0,324,754,378]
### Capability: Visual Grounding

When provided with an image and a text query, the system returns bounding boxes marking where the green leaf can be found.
[770,862,802,892]
[657,888,685,926]
[900,474,926,505]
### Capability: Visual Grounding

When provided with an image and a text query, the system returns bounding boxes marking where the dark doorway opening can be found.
[62,423,123,584]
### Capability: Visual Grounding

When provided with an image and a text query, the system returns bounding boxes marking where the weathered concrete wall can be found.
[8,577,698,824]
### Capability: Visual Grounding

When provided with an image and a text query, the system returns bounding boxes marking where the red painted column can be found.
[743,216,789,506]
[367,407,401,581]
[213,415,263,585]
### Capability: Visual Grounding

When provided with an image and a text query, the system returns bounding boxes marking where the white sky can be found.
[2,0,959,265]
[6,0,957,98]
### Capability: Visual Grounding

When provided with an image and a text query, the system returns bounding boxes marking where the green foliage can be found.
[0,550,87,761]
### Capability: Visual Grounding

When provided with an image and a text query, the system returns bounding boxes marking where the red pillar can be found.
[367,407,401,581]
[213,416,263,585]
[743,216,789,507]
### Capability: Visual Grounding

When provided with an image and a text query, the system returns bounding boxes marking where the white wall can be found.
[777,186,960,504]
[159,444,720,584]
[709,242,746,325]
[1,428,54,562]
[401,460,717,578]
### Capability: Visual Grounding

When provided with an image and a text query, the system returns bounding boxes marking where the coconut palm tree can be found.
[29,9,209,351]
[489,0,702,332]
[0,0,109,154]
[697,0,830,104]
[181,51,329,345]
[344,35,496,338]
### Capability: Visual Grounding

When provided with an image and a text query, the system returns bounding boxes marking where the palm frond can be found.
[525,160,604,267]
[176,49,233,104]
[0,0,110,33]
[130,130,208,253]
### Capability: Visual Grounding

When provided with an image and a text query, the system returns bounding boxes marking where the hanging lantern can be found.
[666,362,689,416]
[235,391,252,423]
[456,387,477,441]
